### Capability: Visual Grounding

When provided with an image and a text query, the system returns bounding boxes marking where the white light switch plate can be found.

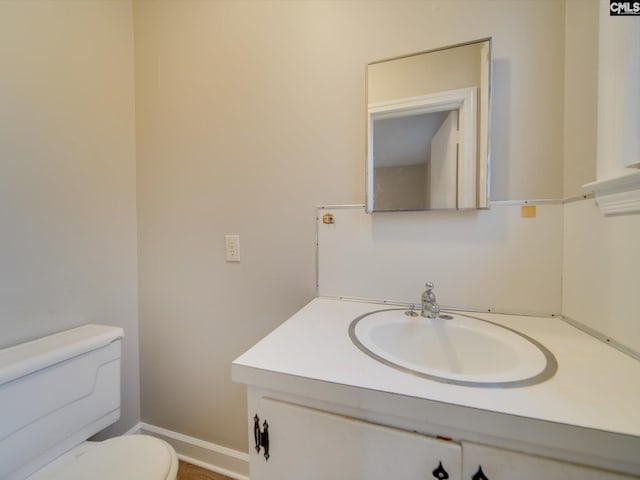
[224,234,240,262]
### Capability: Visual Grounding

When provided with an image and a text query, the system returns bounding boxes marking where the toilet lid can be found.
[30,435,177,480]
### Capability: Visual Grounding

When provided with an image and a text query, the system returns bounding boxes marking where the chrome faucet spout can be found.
[421,281,440,319]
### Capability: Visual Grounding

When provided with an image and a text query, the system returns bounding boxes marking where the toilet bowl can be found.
[28,435,178,480]
[0,324,178,480]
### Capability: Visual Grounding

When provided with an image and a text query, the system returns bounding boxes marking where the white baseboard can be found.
[140,422,249,480]
[123,422,142,435]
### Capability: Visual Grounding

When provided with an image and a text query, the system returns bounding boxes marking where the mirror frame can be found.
[365,38,492,213]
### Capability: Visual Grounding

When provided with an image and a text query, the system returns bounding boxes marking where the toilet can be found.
[0,324,178,480]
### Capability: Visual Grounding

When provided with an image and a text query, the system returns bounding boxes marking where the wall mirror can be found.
[366,38,492,212]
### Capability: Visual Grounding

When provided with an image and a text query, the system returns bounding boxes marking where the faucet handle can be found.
[425,281,434,291]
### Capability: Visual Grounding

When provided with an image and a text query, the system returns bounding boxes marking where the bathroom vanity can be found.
[232,298,640,479]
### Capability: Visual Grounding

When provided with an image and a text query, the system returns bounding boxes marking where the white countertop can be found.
[233,297,640,441]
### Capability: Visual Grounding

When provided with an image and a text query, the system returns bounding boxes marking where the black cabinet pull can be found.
[252,414,271,461]
[432,461,449,479]
[471,465,489,480]
[262,420,270,460]
[253,414,261,453]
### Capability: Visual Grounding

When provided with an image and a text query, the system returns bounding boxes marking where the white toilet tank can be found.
[0,324,124,480]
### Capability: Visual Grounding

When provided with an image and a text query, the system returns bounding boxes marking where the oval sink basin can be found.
[349,309,557,388]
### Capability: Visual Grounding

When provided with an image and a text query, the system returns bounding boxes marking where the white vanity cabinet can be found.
[247,391,638,480]
[233,298,640,479]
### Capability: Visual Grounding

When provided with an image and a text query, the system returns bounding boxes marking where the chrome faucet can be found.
[421,282,440,319]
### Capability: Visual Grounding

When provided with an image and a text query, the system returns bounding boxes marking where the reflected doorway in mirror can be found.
[368,88,476,211]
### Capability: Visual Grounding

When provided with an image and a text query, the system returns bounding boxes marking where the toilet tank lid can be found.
[0,324,124,385]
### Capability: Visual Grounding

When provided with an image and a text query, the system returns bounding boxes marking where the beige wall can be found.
[134,0,566,453]
[562,0,640,355]
[563,0,599,197]
[0,0,140,435]
[374,164,429,210]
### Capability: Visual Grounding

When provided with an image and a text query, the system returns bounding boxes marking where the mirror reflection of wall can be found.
[367,39,491,212]
[372,110,452,211]
[368,42,485,104]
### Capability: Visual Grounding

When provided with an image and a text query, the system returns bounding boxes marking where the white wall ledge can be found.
[583,170,640,215]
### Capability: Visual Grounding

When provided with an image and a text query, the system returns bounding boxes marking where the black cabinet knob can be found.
[471,465,489,480]
[432,461,450,479]
[252,414,271,461]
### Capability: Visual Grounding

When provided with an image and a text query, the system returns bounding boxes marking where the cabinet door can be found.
[462,442,637,480]
[250,398,461,480]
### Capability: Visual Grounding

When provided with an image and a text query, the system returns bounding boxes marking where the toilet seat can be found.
[28,435,178,480]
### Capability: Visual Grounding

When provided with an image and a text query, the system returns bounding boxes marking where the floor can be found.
[177,461,234,480]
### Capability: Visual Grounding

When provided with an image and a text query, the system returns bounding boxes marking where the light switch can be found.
[224,234,240,262]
